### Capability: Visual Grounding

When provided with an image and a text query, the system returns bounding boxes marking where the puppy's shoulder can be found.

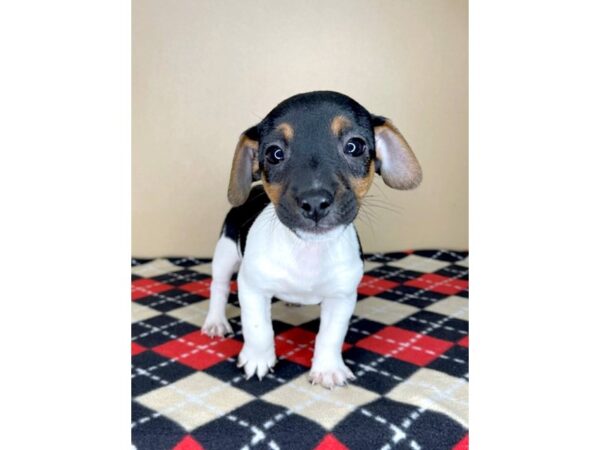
[221,184,271,254]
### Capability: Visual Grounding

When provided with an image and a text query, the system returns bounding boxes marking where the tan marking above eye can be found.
[331,115,351,136]
[350,160,375,200]
[276,123,294,141]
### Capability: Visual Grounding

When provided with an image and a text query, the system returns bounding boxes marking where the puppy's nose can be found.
[297,190,334,223]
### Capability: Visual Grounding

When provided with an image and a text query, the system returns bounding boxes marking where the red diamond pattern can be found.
[179,279,238,298]
[404,273,468,295]
[179,279,212,298]
[153,331,242,370]
[173,435,204,450]
[131,341,146,356]
[132,251,469,449]
[453,434,468,450]
[131,278,173,300]
[357,275,400,296]
[356,326,453,366]
[275,328,351,367]
[314,434,350,450]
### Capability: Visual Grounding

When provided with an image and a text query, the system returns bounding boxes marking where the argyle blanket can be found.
[132,250,469,450]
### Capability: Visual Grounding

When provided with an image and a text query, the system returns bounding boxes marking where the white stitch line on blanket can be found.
[132,366,231,428]
[132,317,465,445]
[407,316,468,335]
[132,328,293,439]
[133,366,285,449]
[397,374,468,440]
[353,306,468,449]
[136,320,229,358]
[134,289,196,309]
[132,370,272,448]
[360,250,468,299]
[131,251,468,440]
[345,359,405,382]
[364,251,465,265]
[435,266,467,275]
[410,440,422,450]
[364,251,464,272]
[132,317,244,378]
[131,269,212,297]
[361,250,466,267]
[131,321,240,379]
[348,327,467,365]
[258,383,358,433]
[362,273,468,306]
[249,350,369,432]
[267,318,404,422]
[133,368,256,431]
[271,379,359,420]
[353,305,468,379]
[132,273,224,309]
[274,335,315,362]
[133,266,210,286]
[132,317,187,341]
[360,409,407,448]
[168,257,208,266]
[133,284,211,309]
[134,257,464,385]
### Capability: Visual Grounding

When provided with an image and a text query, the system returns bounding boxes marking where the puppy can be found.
[201,91,422,388]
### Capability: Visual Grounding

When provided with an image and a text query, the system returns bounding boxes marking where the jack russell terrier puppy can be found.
[201,91,422,388]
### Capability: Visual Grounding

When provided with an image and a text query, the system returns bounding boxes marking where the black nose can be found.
[297,190,334,223]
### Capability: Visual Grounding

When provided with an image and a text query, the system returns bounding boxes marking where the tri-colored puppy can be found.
[202,91,422,388]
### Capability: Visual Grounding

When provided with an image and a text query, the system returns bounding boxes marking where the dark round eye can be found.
[265,145,285,164]
[344,137,366,157]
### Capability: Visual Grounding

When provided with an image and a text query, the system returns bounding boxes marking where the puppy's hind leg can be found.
[201,235,240,337]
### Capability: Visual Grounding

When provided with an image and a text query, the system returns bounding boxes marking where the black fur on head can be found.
[228,91,422,235]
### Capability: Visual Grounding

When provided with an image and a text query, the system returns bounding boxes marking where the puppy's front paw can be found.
[201,315,233,337]
[237,345,276,380]
[309,360,356,389]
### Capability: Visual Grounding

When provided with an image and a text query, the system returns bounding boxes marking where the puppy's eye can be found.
[344,137,366,157]
[265,145,285,164]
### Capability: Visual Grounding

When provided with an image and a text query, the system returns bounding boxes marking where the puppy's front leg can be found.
[237,276,276,380]
[310,295,357,389]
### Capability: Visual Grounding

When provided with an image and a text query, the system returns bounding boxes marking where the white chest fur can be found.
[238,204,364,304]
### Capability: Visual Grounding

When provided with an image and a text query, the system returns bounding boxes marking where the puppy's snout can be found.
[297,190,333,223]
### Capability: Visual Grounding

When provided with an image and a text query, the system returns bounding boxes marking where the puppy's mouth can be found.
[294,224,346,241]
[297,223,338,235]
[273,194,358,239]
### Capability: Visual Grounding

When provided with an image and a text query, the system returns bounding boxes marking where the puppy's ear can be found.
[227,126,260,206]
[372,115,422,190]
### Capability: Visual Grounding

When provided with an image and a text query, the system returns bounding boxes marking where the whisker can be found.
[361,195,404,216]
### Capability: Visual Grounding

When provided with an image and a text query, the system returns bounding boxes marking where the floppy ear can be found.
[372,115,422,190]
[227,126,260,206]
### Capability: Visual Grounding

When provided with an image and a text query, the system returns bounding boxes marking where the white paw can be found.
[309,360,356,389]
[237,344,276,380]
[201,315,233,337]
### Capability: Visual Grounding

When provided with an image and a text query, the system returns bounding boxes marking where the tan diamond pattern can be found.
[262,375,379,430]
[354,297,420,324]
[386,368,468,427]
[167,301,241,327]
[136,372,253,431]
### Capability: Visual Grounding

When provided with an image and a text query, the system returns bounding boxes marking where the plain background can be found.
[132,0,468,257]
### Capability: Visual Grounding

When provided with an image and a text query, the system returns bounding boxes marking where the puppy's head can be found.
[228,91,422,236]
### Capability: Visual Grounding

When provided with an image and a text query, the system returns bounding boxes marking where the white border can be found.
[1,1,130,449]
[471,1,600,448]
[1,1,600,448]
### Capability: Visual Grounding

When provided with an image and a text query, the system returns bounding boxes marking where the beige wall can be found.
[132,0,468,257]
